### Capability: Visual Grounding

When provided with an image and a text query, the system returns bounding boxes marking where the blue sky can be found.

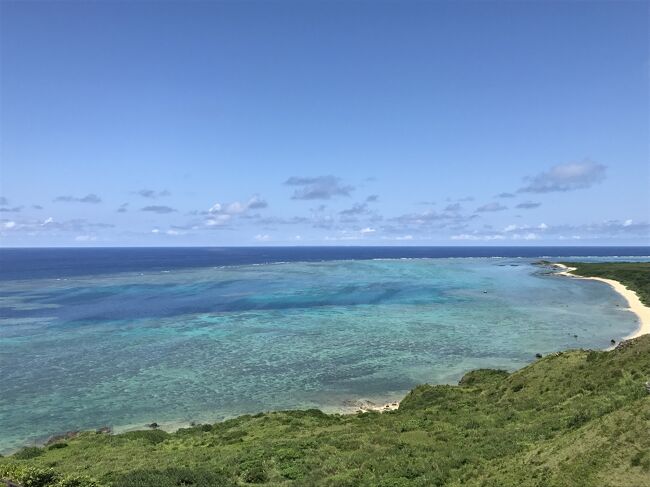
[1,1,648,246]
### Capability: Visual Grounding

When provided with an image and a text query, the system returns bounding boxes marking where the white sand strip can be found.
[552,263,650,339]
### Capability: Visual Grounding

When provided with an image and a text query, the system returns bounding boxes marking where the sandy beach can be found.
[552,263,650,340]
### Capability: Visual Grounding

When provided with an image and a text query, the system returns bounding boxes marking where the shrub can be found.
[0,464,101,487]
[120,429,170,445]
[47,443,68,450]
[242,464,269,483]
[13,447,45,460]
[112,467,235,487]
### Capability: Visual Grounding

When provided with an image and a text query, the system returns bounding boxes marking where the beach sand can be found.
[552,263,650,340]
[338,399,400,414]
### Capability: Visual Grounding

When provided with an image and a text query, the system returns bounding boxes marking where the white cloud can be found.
[205,214,232,226]
[624,219,633,227]
[254,234,270,241]
[151,228,160,234]
[206,196,268,227]
[519,160,606,193]
[360,227,375,234]
[4,221,16,229]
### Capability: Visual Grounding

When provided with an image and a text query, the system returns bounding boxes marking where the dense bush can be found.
[111,467,235,487]
[0,464,102,487]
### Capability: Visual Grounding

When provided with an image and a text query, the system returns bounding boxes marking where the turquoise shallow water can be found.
[0,258,641,453]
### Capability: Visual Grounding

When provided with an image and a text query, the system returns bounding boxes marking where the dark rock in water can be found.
[147,422,160,429]
[96,426,112,434]
[573,334,578,339]
[535,353,543,359]
[610,339,616,345]
[483,290,488,294]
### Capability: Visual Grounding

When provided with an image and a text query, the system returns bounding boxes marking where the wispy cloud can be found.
[475,202,507,212]
[443,203,462,212]
[285,175,354,200]
[451,233,506,241]
[204,196,268,227]
[141,205,177,214]
[0,206,23,213]
[365,194,379,202]
[448,219,648,242]
[136,189,171,199]
[0,197,9,206]
[75,235,98,242]
[54,193,102,204]
[388,207,477,234]
[117,203,129,213]
[497,192,515,198]
[246,195,268,209]
[519,160,606,193]
[1,217,114,233]
[339,203,369,216]
[515,201,541,209]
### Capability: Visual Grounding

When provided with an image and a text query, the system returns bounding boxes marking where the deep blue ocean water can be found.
[1,246,649,453]
[2,246,650,280]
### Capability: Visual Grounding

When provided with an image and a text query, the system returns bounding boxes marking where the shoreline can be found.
[4,261,646,456]
[1,399,404,456]
[551,263,650,340]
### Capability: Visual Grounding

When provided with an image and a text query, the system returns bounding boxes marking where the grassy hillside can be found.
[2,262,649,487]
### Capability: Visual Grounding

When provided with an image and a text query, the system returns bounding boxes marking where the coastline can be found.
[4,259,647,456]
[551,263,650,340]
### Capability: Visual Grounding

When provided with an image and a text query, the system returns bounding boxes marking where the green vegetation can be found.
[561,261,650,306]
[2,262,649,486]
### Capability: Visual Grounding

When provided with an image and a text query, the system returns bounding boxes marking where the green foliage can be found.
[2,263,648,486]
[0,463,102,487]
[458,368,509,388]
[119,429,170,445]
[110,467,235,487]
[13,447,45,460]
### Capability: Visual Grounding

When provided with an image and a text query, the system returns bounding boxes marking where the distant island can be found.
[1,261,649,487]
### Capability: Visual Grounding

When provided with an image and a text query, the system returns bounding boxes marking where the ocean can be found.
[1,246,649,453]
